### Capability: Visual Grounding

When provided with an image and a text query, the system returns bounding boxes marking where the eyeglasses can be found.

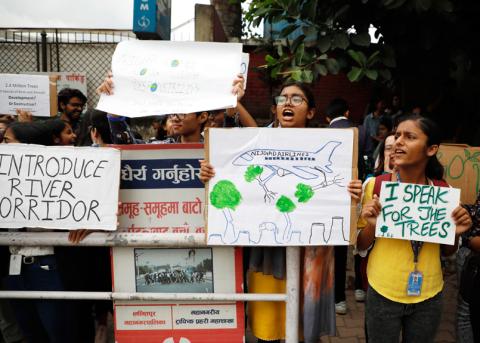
[275,95,306,106]
[68,102,85,109]
[168,113,188,120]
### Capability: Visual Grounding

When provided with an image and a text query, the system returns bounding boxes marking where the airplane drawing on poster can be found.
[206,128,356,246]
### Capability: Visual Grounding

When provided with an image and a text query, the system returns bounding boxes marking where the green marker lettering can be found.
[384,183,400,202]
[439,222,450,238]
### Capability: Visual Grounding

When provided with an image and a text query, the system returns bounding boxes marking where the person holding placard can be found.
[200,82,362,343]
[1,123,80,343]
[357,114,472,343]
[458,192,480,342]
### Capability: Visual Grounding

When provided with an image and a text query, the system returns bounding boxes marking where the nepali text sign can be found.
[96,41,243,117]
[112,247,245,343]
[0,144,120,230]
[0,74,50,116]
[375,182,460,245]
[116,144,205,235]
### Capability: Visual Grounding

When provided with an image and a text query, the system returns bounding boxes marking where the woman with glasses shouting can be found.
[200,81,363,343]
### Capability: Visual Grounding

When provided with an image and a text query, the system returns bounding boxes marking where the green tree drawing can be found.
[380,225,389,237]
[294,183,315,203]
[244,165,264,182]
[276,195,296,241]
[210,180,242,242]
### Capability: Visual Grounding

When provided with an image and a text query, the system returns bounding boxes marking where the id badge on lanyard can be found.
[407,241,424,296]
[396,172,424,296]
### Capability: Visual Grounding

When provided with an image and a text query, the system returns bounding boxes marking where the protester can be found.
[357,114,472,342]
[458,193,480,342]
[57,87,87,132]
[200,82,362,343]
[363,98,386,173]
[47,119,77,146]
[2,122,81,343]
[2,121,52,145]
[150,115,175,141]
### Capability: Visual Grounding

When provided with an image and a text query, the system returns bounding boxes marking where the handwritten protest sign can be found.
[438,144,480,204]
[206,128,358,246]
[96,40,243,117]
[375,181,461,245]
[0,74,51,116]
[0,144,120,230]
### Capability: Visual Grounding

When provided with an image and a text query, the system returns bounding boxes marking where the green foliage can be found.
[243,0,458,85]
[244,165,264,182]
[276,195,296,213]
[210,180,242,210]
[295,183,315,203]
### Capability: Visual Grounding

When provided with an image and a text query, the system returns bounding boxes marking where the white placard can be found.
[96,41,243,117]
[206,128,356,246]
[375,181,461,245]
[240,53,249,89]
[0,144,120,230]
[0,74,50,116]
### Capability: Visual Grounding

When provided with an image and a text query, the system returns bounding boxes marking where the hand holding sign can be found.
[96,41,244,117]
[361,194,382,227]
[451,205,472,236]
[375,182,461,245]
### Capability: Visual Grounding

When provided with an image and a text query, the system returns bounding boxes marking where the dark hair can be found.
[325,98,348,119]
[46,119,68,138]
[6,122,53,145]
[155,116,169,140]
[379,116,393,133]
[90,110,112,144]
[57,88,87,107]
[279,82,316,109]
[397,114,444,180]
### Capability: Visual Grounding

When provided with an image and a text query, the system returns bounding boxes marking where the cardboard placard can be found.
[437,144,480,204]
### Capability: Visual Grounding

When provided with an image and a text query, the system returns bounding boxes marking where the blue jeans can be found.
[366,285,443,343]
[5,255,78,343]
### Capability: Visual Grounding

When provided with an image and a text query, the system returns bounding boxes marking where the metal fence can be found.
[0,29,135,109]
[0,232,301,342]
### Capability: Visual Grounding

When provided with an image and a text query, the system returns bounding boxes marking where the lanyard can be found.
[396,172,424,271]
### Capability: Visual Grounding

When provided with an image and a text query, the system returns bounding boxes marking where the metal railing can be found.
[0,232,300,342]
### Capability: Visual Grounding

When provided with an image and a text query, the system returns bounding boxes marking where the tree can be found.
[275,195,296,241]
[243,0,480,143]
[294,183,314,203]
[210,180,243,242]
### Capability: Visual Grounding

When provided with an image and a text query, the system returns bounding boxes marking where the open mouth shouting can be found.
[281,108,295,121]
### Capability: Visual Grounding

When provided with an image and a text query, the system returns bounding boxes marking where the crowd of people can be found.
[0,73,479,343]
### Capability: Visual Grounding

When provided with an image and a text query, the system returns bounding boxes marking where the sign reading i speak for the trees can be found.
[375,182,461,245]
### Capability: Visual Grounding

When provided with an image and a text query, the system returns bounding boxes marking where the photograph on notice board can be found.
[134,248,214,293]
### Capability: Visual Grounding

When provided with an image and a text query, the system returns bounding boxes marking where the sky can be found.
[0,0,210,31]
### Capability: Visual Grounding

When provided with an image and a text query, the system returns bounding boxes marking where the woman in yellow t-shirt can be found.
[357,114,472,343]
